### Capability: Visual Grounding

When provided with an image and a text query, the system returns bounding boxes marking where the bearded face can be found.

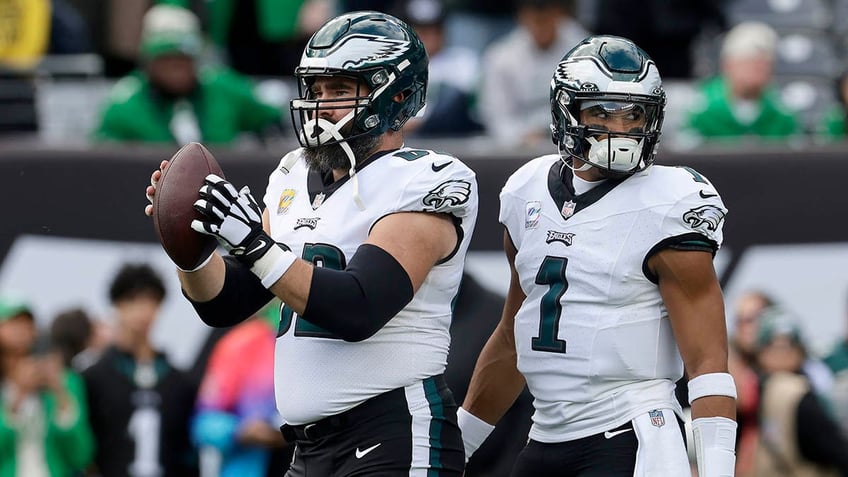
[302,133,382,172]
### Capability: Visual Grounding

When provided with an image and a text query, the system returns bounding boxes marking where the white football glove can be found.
[191,174,268,255]
[192,174,296,287]
[192,174,296,275]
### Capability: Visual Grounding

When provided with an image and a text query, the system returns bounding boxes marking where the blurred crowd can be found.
[7,269,848,476]
[0,262,530,477]
[727,291,848,476]
[3,0,848,149]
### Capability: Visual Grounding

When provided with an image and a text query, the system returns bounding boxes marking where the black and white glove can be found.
[191,174,296,287]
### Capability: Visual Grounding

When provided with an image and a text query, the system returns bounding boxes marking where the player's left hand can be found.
[191,174,276,267]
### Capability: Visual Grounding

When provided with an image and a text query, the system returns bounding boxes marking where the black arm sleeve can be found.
[796,391,848,475]
[302,244,414,342]
[185,256,274,328]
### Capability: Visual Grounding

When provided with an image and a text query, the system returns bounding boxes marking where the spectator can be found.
[817,70,848,141]
[396,0,484,137]
[49,308,110,373]
[93,4,285,146]
[753,308,848,476]
[732,290,775,367]
[729,290,774,477]
[83,263,199,477]
[0,297,94,477]
[191,303,292,477]
[684,22,799,142]
[479,0,588,147]
[163,0,330,77]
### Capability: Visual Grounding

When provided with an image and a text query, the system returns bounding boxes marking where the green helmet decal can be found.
[290,11,428,147]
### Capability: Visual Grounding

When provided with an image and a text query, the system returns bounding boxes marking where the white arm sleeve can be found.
[457,407,495,462]
[691,416,737,477]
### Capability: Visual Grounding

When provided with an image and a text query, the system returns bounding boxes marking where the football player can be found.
[458,35,737,476]
[145,11,478,476]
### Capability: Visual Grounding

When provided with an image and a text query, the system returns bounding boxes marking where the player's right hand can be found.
[144,160,169,217]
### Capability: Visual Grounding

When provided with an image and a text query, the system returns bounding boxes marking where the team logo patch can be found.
[525,201,542,229]
[294,217,320,230]
[683,205,726,232]
[545,230,574,246]
[423,180,471,210]
[277,189,296,215]
[649,409,665,427]
[561,200,576,219]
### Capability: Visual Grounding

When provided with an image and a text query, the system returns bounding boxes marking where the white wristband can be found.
[692,416,737,477]
[688,372,737,404]
[457,407,495,462]
[250,245,297,288]
[176,252,215,273]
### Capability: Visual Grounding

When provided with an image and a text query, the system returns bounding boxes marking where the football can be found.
[153,142,225,270]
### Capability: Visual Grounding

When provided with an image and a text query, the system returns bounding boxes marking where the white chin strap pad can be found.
[300,108,356,147]
[298,109,366,210]
[586,136,643,172]
[301,117,341,147]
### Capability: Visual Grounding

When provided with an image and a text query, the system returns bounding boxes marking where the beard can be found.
[302,133,382,172]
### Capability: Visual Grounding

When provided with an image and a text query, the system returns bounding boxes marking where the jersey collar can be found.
[306,148,400,208]
[547,161,625,220]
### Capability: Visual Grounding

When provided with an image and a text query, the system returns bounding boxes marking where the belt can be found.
[280,385,404,442]
[281,414,349,441]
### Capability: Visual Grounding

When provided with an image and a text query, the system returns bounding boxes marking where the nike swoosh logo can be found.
[247,239,267,256]
[604,428,633,439]
[431,161,452,172]
[355,443,381,459]
[699,191,718,199]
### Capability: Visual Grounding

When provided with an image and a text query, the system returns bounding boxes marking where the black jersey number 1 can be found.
[532,256,568,353]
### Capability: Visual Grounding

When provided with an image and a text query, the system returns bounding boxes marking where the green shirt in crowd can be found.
[817,105,847,140]
[0,371,94,477]
[685,77,799,141]
[94,66,283,145]
[159,0,304,46]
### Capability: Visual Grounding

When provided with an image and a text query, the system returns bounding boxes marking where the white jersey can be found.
[500,155,727,443]
[263,147,478,425]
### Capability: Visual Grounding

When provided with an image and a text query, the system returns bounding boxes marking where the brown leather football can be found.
[153,142,225,270]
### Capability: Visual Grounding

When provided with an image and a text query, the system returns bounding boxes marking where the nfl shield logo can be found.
[649,410,665,427]
[561,200,576,219]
